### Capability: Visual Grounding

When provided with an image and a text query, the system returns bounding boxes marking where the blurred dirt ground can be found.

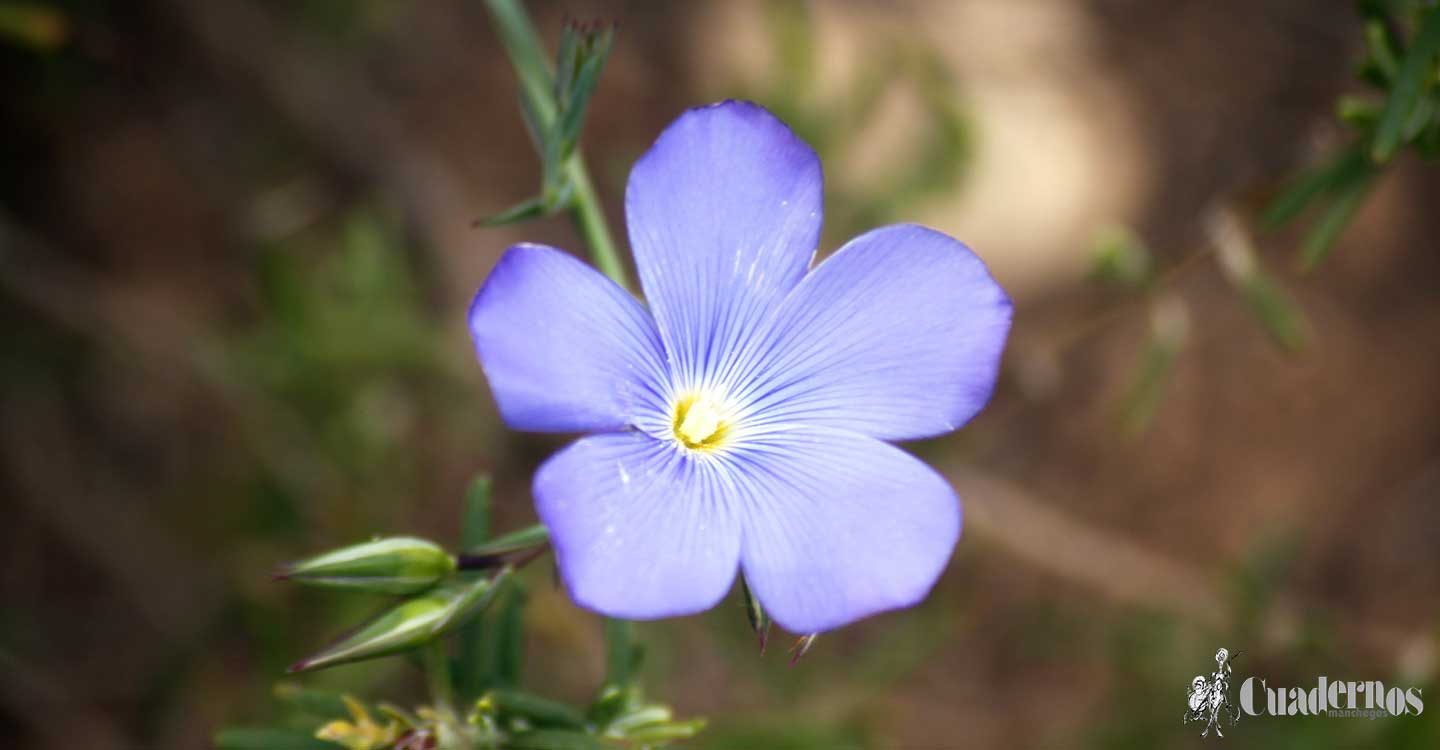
[1,1,1438,749]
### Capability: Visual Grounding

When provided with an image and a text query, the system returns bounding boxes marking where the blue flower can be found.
[469,101,1011,633]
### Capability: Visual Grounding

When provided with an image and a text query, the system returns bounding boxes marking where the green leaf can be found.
[515,86,548,151]
[1372,7,1440,162]
[1401,88,1437,142]
[1242,273,1309,353]
[461,475,493,549]
[541,121,566,197]
[460,524,550,567]
[603,618,634,687]
[619,719,707,743]
[555,40,612,160]
[480,196,552,227]
[214,727,343,750]
[1365,19,1402,83]
[603,705,671,736]
[1262,146,1369,229]
[1300,170,1377,269]
[554,21,582,103]
[1089,225,1153,288]
[1417,116,1440,158]
[1336,95,1383,131]
[457,474,493,698]
[1117,301,1187,438]
[482,688,588,729]
[586,685,631,729]
[553,22,613,159]
[506,729,605,750]
[486,580,527,687]
[272,683,353,718]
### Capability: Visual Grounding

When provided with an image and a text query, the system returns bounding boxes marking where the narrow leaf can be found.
[481,688,588,729]
[586,684,630,729]
[1243,273,1310,353]
[1365,19,1401,83]
[1089,225,1153,288]
[507,730,604,750]
[1372,7,1440,162]
[488,580,527,687]
[554,20,582,103]
[213,727,343,750]
[272,683,352,718]
[604,705,672,736]
[478,196,550,228]
[461,475,493,552]
[459,524,550,568]
[555,33,614,161]
[621,719,707,743]
[1417,117,1440,158]
[1300,170,1377,269]
[1117,299,1187,438]
[1336,95,1383,131]
[1261,147,1368,229]
[458,474,493,698]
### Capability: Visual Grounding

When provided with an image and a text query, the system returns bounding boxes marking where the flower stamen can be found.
[672,395,729,450]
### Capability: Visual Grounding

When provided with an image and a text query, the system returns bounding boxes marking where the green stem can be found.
[423,641,457,717]
[565,158,627,286]
[483,0,629,289]
[484,0,637,696]
[604,617,634,686]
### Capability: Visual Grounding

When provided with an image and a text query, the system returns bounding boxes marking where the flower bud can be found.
[277,537,455,595]
[289,571,510,672]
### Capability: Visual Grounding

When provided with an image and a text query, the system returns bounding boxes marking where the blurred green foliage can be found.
[1265,0,1440,268]
[730,0,973,246]
[197,208,470,543]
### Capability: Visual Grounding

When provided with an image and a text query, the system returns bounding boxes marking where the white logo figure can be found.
[1184,648,1241,737]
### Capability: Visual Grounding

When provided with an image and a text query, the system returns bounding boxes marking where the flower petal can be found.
[625,100,823,390]
[732,224,1011,441]
[469,244,669,433]
[535,432,742,619]
[733,425,961,633]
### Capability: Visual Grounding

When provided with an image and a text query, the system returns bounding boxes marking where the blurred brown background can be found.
[1,1,1437,748]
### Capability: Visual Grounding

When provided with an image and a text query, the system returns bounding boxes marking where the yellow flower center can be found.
[672,395,729,450]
